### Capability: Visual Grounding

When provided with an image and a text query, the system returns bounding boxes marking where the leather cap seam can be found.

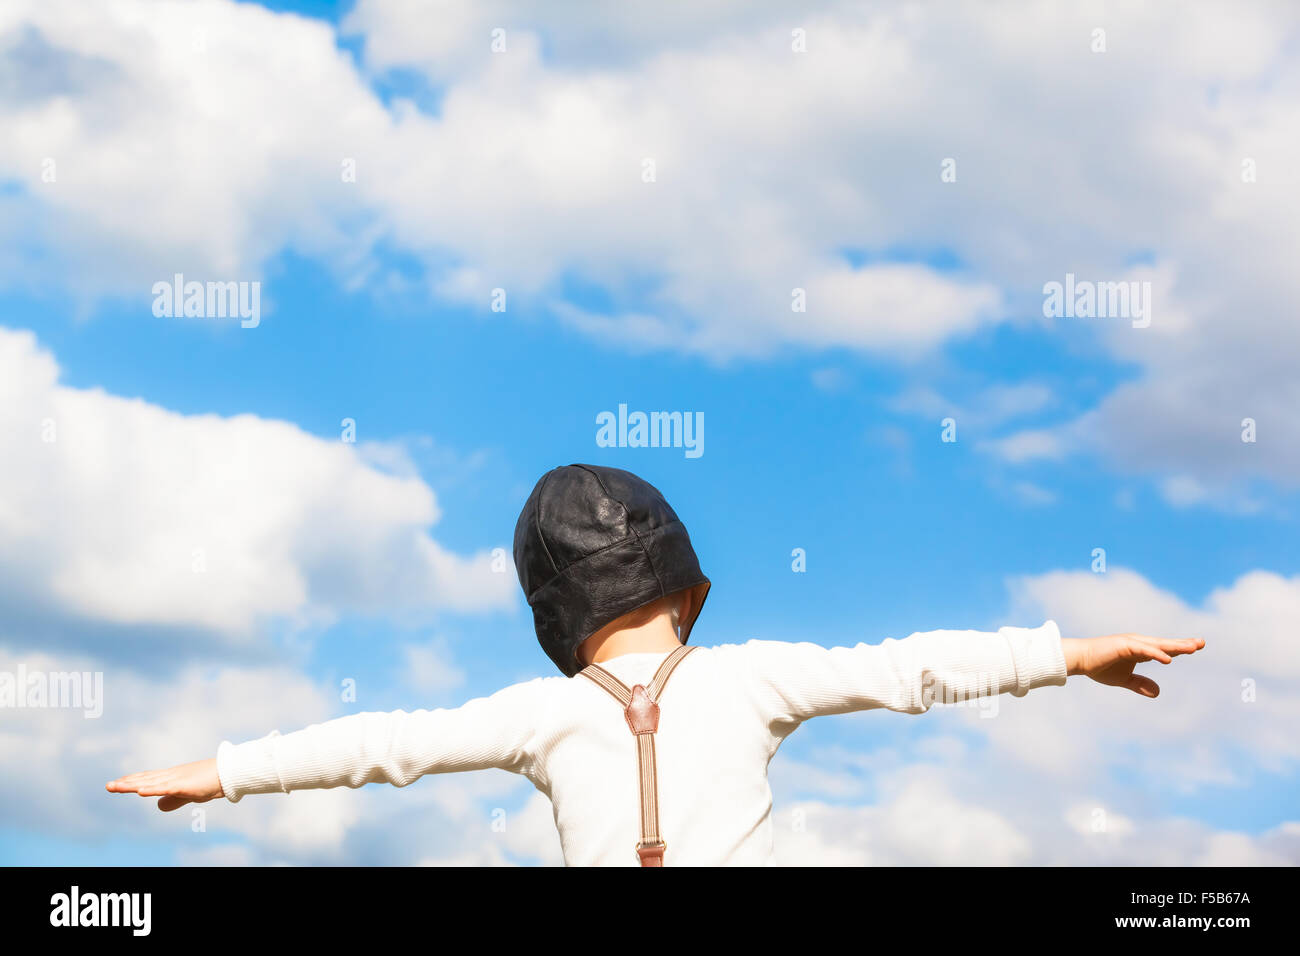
[524,520,689,600]
[532,468,560,578]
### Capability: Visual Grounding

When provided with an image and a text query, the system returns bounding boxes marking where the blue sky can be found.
[1,0,1297,865]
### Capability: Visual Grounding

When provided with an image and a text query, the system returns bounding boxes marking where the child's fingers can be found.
[1124,673,1160,698]
[1125,640,1173,665]
[106,772,159,793]
[1157,641,1200,659]
[136,778,183,797]
[1132,636,1205,658]
[108,770,182,797]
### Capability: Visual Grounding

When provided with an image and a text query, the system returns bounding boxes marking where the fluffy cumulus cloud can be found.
[0,636,552,863]
[775,767,1035,866]
[773,779,1300,866]
[3,0,1298,492]
[762,562,1300,866]
[0,327,513,656]
[999,566,1300,785]
[0,325,524,860]
[0,0,1001,357]
[0,617,550,864]
[0,643,361,851]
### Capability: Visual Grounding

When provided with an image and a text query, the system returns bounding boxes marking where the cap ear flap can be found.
[670,584,699,639]
[678,581,710,645]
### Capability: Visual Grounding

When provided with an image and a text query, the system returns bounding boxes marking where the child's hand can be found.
[1061,634,1205,697]
[106,759,224,811]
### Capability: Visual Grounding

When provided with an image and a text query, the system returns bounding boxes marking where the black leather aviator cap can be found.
[513,464,711,677]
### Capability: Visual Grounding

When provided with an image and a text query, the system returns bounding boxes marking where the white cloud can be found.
[4,0,1299,492]
[0,0,388,300]
[402,640,467,695]
[175,844,257,866]
[0,639,561,864]
[0,0,1071,362]
[891,382,1054,430]
[996,261,1300,495]
[767,563,1300,865]
[769,747,1298,866]
[810,367,849,392]
[1161,474,1211,508]
[1064,802,1137,838]
[1008,480,1057,507]
[981,428,1067,464]
[774,768,1033,866]
[775,781,1298,866]
[0,644,362,853]
[997,566,1300,786]
[340,768,560,867]
[343,0,823,78]
[0,327,514,649]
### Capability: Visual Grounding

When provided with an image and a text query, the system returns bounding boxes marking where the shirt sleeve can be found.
[214,677,550,802]
[738,621,1068,731]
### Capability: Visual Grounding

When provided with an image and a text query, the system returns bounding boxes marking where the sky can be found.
[0,0,1298,865]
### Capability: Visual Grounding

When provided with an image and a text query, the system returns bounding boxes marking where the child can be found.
[108,464,1204,866]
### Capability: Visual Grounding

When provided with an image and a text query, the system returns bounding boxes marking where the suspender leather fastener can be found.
[624,684,660,734]
[635,841,666,866]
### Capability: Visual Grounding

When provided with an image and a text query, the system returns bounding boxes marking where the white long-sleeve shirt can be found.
[216,622,1068,866]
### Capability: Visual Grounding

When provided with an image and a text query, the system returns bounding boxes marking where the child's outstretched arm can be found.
[737,622,1204,729]
[107,678,549,812]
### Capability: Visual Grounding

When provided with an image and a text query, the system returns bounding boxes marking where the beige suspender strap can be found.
[580,664,633,706]
[648,643,694,698]
[579,643,697,867]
